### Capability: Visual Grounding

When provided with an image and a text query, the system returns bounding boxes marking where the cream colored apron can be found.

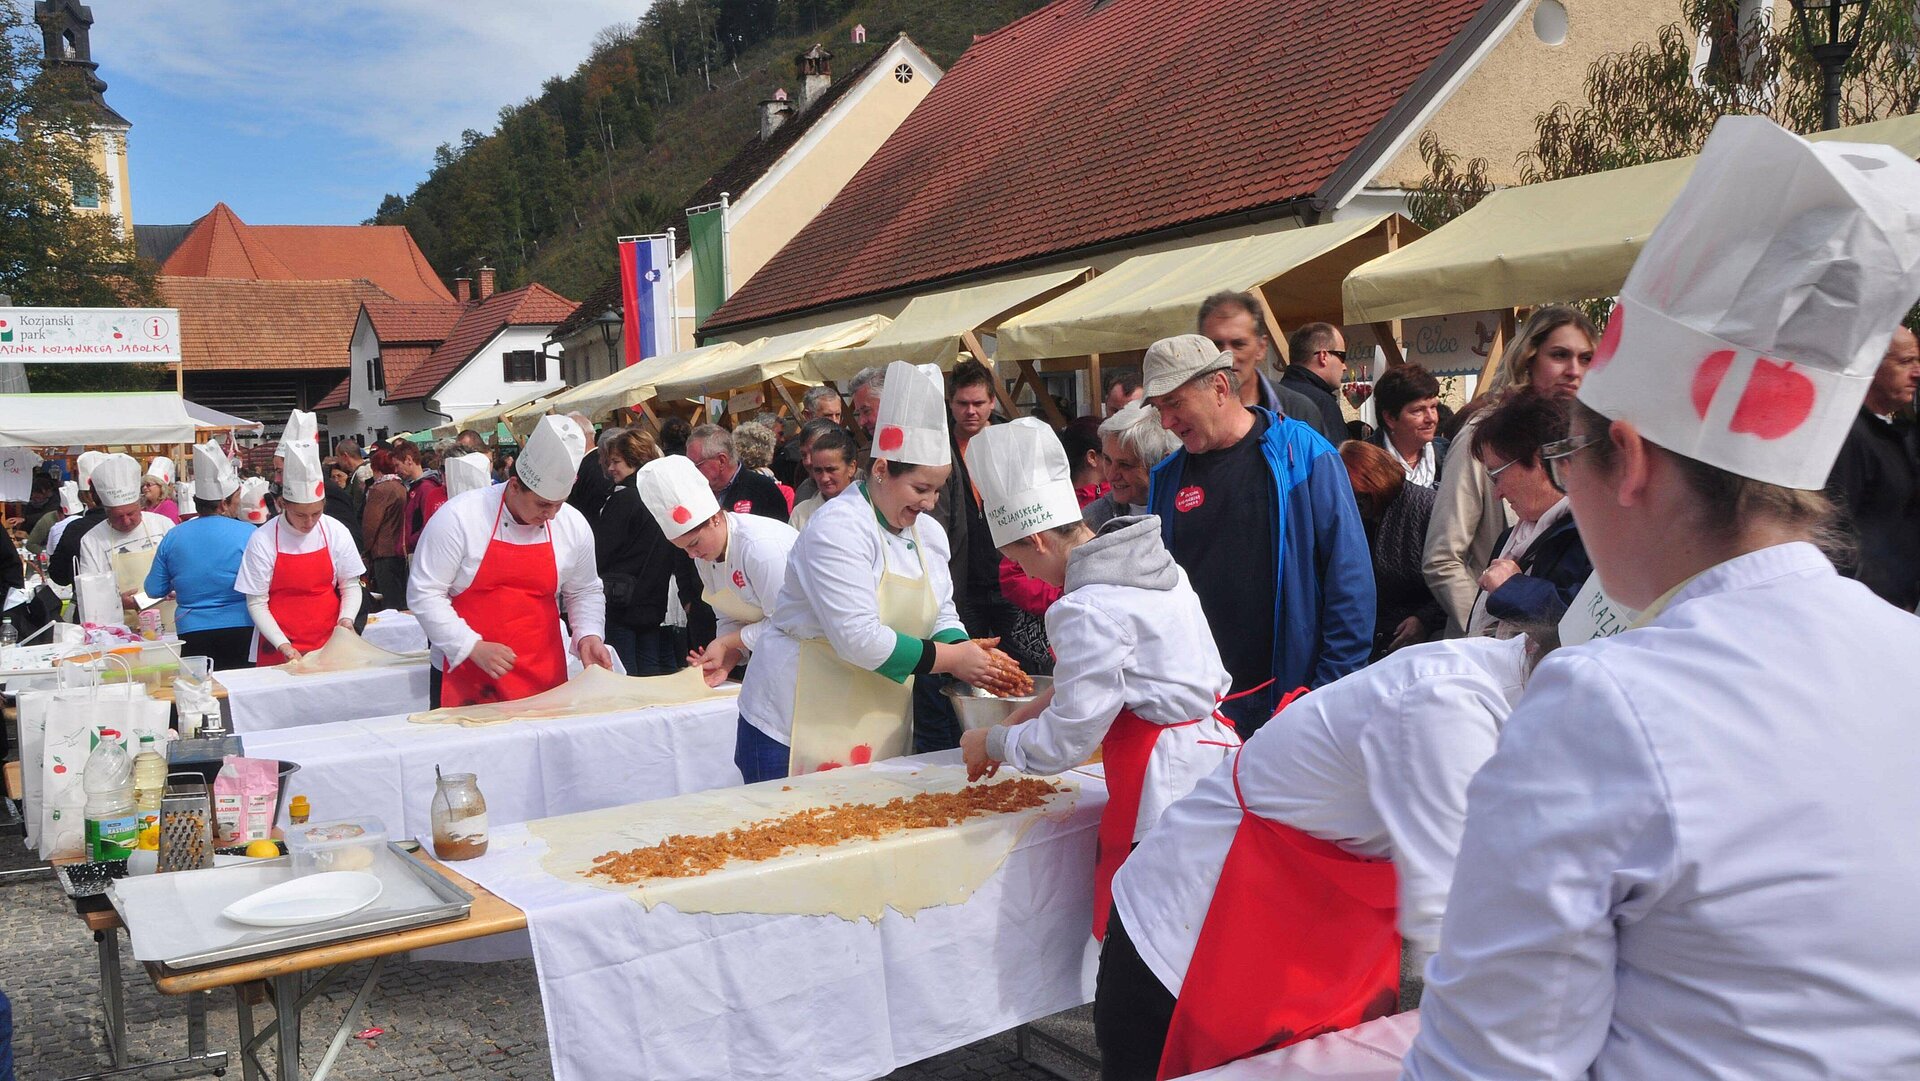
[109,526,175,636]
[787,513,938,775]
[701,575,766,626]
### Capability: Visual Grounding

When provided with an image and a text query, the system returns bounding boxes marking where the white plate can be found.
[221,872,383,928]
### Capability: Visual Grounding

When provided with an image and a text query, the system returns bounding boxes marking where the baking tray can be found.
[112,842,473,973]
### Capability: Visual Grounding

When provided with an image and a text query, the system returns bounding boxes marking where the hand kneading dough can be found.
[407,665,736,727]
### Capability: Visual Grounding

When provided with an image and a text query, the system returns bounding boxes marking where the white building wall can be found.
[431,324,565,421]
[321,310,437,443]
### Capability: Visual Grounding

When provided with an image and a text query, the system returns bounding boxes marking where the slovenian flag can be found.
[618,235,675,368]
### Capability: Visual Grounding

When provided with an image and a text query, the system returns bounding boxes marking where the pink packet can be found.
[213,756,280,844]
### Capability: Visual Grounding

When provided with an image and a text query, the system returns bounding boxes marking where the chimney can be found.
[758,88,793,141]
[454,276,472,302]
[477,265,496,301]
[796,44,832,112]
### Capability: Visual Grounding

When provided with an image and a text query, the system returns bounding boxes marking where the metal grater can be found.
[158,772,214,873]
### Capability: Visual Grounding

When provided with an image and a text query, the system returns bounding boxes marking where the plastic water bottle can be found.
[0,619,17,665]
[132,734,167,837]
[83,729,137,862]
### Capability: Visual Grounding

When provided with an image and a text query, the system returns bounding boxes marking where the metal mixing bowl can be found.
[941,675,1053,732]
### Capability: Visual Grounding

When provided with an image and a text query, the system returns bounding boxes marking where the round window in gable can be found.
[1533,0,1569,46]
[894,63,914,84]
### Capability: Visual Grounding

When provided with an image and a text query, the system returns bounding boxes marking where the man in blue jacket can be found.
[1143,335,1374,735]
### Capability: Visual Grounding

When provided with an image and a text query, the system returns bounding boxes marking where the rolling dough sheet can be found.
[408,665,736,727]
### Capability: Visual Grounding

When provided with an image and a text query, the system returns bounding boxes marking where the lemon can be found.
[245,840,281,859]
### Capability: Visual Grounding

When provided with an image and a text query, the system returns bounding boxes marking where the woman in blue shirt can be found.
[145,443,257,671]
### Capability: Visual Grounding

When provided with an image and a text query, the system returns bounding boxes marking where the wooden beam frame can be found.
[1252,289,1291,367]
[962,331,1024,421]
[1015,360,1067,428]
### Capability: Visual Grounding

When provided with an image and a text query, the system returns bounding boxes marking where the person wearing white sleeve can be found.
[1405,117,1920,1081]
[235,413,364,664]
[957,417,1235,946]
[75,453,173,625]
[736,362,1009,782]
[637,455,796,684]
[408,416,613,707]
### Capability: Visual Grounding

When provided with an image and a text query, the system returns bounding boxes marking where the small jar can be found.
[430,773,488,861]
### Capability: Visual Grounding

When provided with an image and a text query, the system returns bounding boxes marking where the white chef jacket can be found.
[75,512,172,578]
[233,516,365,595]
[740,483,965,744]
[992,571,1235,841]
[1405,543,1920,1080]
[406,484,606,671]
[697,511,796,653]
[1110,635,1528,996]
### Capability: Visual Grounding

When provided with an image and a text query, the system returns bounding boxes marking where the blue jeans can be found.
[734,715,789,785]
[912,673,962,754]
[607,624,681,677]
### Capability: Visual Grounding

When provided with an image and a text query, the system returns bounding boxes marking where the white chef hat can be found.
[76,450,105,490]
[1580,116,1920,490]
[91,453,142,508]
[636,454,721,541]
[58,481,81,516]
[278,409,327,505]
[871,360,950,467]
[191,441,240,501]
[238,477,270,524]
[963,417,1084,548]
[443,452,494,498]
[173,480,193,509]
[515,415,587,501]
[144,456,175,485]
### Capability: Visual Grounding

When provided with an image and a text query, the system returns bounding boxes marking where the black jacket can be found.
[1366,481,1445,652]
[1257,371,1344,445]
[1826,409,1920,610]
[1367,428,1451,488]
[49,507,106,586]
[719,467,789,523]
[1280,365,1351,444]
[568,448,614,519]
[323,480,365,554]
[593,479,700,629]
[1484,513,1591,626]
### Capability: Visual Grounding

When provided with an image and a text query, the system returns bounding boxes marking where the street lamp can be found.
[595,309,624,380]
[1790,0,1870,130]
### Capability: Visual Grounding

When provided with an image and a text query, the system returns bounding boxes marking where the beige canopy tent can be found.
[1343,113,1920,326]
[508,342,750,439]
[433,387,557,444]
[653,315,891,416]
[802,268,1090,382]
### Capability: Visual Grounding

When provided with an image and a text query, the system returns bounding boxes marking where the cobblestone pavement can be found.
[0,829,1098,1081]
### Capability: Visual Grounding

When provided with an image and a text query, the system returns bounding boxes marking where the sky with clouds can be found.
[74,0,637,226]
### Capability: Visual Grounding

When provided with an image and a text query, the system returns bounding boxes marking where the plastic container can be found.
[283,817,387,875]
[83,728,137,862]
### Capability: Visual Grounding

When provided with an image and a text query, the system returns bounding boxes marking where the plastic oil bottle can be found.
[82,728,137,862]
[132,734,167,837]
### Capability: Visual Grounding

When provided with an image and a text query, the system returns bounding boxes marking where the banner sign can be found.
[0,308,181,363]
[1403,310,1500,376]
[688,202,727,327]
[617,236,675,368]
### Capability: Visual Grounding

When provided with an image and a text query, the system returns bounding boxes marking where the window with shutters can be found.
[503,349,545,383]
[367,353,385,392]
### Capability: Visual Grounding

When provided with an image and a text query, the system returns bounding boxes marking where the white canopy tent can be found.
[185,400,265,437]
[0,393,198,446]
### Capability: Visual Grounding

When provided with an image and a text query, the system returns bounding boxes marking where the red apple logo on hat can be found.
[313,481,323,498]
[671,505,691,525]
[877,426,904,452]
[1691,350,1815,440]
[1593,305,1624,371]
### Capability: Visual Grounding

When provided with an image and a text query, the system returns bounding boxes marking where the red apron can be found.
[1154,692,1400,1080]
[254,520,340,667]
[441,496,567,708]
[1094,708,1203,941]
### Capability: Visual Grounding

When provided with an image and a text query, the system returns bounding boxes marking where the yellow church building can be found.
[33,0,133,238]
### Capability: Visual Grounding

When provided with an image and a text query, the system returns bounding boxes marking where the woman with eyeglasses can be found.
[1423,306,1595,636]
[1463,389,1590,637]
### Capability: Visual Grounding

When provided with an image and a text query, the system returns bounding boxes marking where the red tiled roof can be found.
[160,276,396,372]
[162,203,455,303]
[385,284,578,401]
[707,0,1492,331]
[315,376,351,411]
[365,301,463,343]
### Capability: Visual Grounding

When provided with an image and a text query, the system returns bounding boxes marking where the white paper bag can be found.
[37,684,169,860]
[74,572,123,628]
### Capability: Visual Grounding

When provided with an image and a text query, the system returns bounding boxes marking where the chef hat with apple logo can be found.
[1579,116,1920,490]
[636,454,720,541]
[870,361,951,468]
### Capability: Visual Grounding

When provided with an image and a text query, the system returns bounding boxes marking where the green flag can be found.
[689,206,727,325]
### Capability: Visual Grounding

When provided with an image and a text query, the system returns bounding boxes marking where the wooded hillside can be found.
[372,0,1048,300]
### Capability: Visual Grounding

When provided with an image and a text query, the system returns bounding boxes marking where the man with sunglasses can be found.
[1282,322,1354,442]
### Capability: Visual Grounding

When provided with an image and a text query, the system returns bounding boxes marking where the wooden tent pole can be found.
[1253,290,1291,366]
[1017,361,1068,428]
[1087,353,1102,416]
[1473,308,1521,399]
[1372,322,1406,367]
[962,332,1022,420]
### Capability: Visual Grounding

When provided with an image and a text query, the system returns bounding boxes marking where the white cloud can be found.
[84,0,640,158]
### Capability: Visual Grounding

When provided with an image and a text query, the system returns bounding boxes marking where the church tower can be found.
[33,1,132,238]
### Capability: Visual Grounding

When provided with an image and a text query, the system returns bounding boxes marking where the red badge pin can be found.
[733,500,753,513]
[731,570,746,589]
[877,426,905,452]
[671,505,691,525]
[1174,486,1205,512]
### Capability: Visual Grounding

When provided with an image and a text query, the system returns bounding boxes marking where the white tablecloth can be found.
[1174,1012,1421,1080]
[360,610,428,654]
[214,663,431,734]
[457,752,1106,1081]
[239,696,742,841]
